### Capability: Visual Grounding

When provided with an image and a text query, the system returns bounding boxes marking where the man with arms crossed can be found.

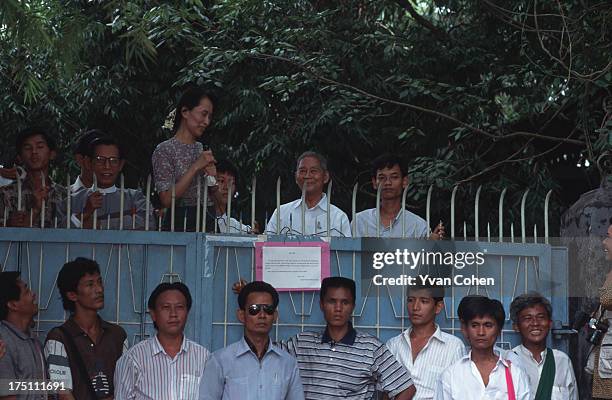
[45,258,127,400]
[114,282,209,399]
[507,292,577,399]
[434,296,530,399]
[386,283,465,399]
[199,281,303,400]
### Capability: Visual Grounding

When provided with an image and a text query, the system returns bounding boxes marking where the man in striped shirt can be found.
[114,282,210,400]
[386,283,465,400]
[282,277,416,399]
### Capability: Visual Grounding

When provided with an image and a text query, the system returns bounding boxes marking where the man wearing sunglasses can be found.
[69,135,154,229]
[199,281,304,400]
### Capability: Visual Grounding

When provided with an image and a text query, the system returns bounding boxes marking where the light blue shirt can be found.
[198,337,304,400]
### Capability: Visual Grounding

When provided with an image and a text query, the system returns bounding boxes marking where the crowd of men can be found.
[0,256,579,399]
[0,127,445,239]
[0,111,602,398]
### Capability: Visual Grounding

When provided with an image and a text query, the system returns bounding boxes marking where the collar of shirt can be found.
[152,334,189,357]
[292,193,328,211]
[0,320,32,340]
[321,321,357,345]
[238,336,281,359]
[462,349,511,369]
[371,208,403,228]
[71,175,90,192]
[404,323,446,347]
[64,315,111,338]
[517,343,547,366]
[95,185,117,194]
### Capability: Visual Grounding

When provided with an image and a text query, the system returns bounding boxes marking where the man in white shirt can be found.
[387,283,465,399]
[435,296,531,400]
[507,292,577,400]
[265,151,351,237]
[114,282,210,399]
[353,154,444,238]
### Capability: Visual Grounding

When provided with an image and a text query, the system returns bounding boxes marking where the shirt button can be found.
[90,344,94,347]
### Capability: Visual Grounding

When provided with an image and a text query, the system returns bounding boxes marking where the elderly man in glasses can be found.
[69,135,154,230]
[199,281,304,400]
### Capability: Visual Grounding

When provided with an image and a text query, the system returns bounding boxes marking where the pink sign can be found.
[255,241,331,291]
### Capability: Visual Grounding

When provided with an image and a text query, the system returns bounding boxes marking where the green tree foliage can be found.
[0,0,610,235]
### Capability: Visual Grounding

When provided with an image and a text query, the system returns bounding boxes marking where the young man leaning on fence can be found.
[0,127,67,228]
[353,153,444,239]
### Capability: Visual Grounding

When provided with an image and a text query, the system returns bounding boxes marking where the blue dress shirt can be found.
[198,337,304,400]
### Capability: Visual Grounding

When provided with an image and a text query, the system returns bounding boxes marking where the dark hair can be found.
[216,159,239,187]
[87,136,124,159]
[148,282,193,330]
[320,277,356,304]
[58,258,101,312]
[148,282,192,310]
[73,129,103,156]
[237,281,279,310]
[172,87,216,132]
[458,295,505,328]
[296,151,328,172]
[406,282,445,303]
[15,127,57,154]
[509,292,552,324]
[0,271,21,320]
[371,153,407,178]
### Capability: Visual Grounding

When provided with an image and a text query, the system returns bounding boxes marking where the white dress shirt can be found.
[70,175,90,193]
[434,350,531,400]
[265,194,351,237]
[386,325,466,400]
[215,213,253,234]
[506,345,577,400]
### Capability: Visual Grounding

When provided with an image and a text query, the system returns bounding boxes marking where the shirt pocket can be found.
[225,376,248,400]
[551,385,569,400]
[179,373,201,400]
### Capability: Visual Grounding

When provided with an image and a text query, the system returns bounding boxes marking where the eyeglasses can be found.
[247,304,275,316]
[93,156,121,167]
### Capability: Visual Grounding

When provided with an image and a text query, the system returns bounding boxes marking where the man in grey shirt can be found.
[69,136,154,230]
[0,271,48,400]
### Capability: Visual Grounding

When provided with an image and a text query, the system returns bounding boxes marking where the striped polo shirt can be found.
[113,335,209,400]
[282,324,414,399]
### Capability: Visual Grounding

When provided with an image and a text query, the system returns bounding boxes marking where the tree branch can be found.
[395,0,450,41]
[249,52,586,146]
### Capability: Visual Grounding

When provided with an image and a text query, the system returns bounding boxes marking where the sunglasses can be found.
[247,304,275,316]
